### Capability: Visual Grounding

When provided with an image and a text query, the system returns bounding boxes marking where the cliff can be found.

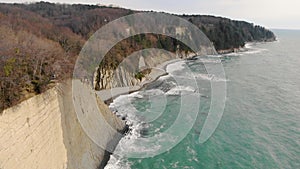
[0,2,276,111]
[94,47,215,90]
[0,81,125,169]
[0,3,278,169]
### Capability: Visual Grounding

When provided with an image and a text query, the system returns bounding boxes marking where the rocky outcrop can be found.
[0,81,125,169]
[95,47,215,90]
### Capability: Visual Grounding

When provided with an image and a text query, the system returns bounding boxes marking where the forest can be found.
[0,2,276,111]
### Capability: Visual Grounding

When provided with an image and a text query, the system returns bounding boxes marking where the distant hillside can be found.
[182,15,276,52]
[12,2,275,50]
[0,2,276,111]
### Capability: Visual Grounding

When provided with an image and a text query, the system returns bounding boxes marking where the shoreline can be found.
[217,39,277,54]
[96,58,182,105]
[97,41,275,168]
[97,59,182,168]
[99,58,183,168]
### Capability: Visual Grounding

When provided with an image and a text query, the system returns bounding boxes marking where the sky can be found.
[1,0,300,29]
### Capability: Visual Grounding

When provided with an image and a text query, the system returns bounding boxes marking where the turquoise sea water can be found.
[105,30,300,169]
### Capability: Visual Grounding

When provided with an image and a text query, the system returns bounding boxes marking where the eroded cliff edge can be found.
[0,81,125,169]
[94,47,216,91]
[0,47,213,169]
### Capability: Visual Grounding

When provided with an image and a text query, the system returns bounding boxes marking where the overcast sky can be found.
[1,0,300,29]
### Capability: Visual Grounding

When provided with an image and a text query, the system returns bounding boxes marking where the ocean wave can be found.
[198,58,222,63]
[106,58,224,168]
[206,54,223,58]
[222,43,268,57]
[244,43,253,49]
[168,73,228,82]
[165,86,196,95]
[223,52,244,56]
[109,92,141,129]
[141,89,165,96]
[105,155,131,169]
[166,60,186,73]
[243,48,268,54]
[195,73,228,82]
[107,88,170,169]
[223,48,267,56]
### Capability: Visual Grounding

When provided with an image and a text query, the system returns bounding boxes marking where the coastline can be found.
[98,40,278,168]
[96,59,181,105]
[217,39,277,54]
[96,59,183,168]
[0,81,126,169]
[96,42,258,104]
[217,47,247,54]
[101,44,255,168]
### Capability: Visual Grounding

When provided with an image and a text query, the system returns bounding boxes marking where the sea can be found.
[105,30,300,169]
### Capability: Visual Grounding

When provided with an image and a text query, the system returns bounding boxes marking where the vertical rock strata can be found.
[0,82,125,169]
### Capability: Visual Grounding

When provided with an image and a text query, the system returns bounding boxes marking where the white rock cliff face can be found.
[0,46,215,169]
[0,82,125,169]
[95,47,216,90]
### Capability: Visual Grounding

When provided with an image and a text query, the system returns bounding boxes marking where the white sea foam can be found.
[109,92,142,135]
[166,86,195,95]
[106,88,168,169]
[105,58,223,168]
[243,48,268,54]
[168,73,228,82]
[195,73,228,82]
[244,43,253,49]
[142,89,165,96]
[198,58,222,63]
[166,60,186,73]
[105,155,131,169]
[206,54,223,58]
[222,43,268,57]
[224,52,243,56]
[132,93,144,99]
